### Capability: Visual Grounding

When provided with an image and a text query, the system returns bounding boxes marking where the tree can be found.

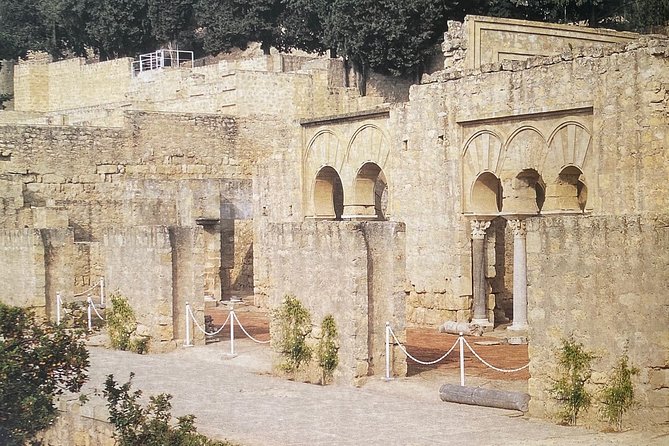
[195,0,286,55]
[85,0,156,60]
[104,373,231,445]
[0,0,49,60]
[148,0,198,48]
[550,337,596,425]
[0,303,89,445]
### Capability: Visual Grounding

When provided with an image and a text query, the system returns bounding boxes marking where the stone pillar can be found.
[470,219,492,328]
[508,219,528,331]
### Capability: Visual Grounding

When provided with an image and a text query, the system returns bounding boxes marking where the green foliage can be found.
[106,292,149,354]
[550,336,597,425]
[273,295,313,375]
[103,373,233,446]
[0,93,12,110]
[600,352,639,431]
[317,314,339,385]
[0,303,89,445]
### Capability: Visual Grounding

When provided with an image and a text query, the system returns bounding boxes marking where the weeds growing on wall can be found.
[600,352,639,431]
[317,314,339,385]
[106,292,149,354]
[550,336,597,425]
[274,295,312,376]
[103,373,234,446]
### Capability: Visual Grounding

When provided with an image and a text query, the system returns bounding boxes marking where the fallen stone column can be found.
[439,383,530,412]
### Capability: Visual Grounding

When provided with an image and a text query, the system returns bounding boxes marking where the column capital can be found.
[508,219,526,237]
[470,219,491,240]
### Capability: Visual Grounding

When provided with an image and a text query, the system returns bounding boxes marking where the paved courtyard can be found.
[83,338,667,446]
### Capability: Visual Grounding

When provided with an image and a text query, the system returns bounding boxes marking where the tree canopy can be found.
[0,0,667,80]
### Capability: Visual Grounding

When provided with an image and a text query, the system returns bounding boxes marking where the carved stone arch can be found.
[470,171,503,214]
[345,161,389,220]
[345,124,391,171]
[304,130,344,217]
[461,130,503,212]
[544,121,591,175]
[312,165,344,220]
[500,126,547,178]
[543,164,588,213]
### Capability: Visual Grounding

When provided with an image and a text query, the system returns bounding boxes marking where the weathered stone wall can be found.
[38,397,115,446]
[526,215,669,426]
[255,221,407,383]
[0,229,47,309]
[442,15,638,71]
[0,59,15,109]
[102,226,206,351]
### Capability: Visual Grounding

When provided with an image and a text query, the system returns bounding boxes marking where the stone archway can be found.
[349,162,388,220]
[471,171,503,214]
[544,165,587,212]
[313,166,344,220]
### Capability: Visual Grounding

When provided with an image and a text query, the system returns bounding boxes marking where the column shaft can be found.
[470,220,491,327]
[509,219,528,331]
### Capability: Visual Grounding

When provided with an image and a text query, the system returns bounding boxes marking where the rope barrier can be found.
[88,297,106,321]
[188,305,231,336]
[388,326,459,365]
[463,337,530,373]
[231,312,270,344]
[73,282,99,298]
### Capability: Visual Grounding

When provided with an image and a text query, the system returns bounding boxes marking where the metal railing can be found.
[132,49,194,75]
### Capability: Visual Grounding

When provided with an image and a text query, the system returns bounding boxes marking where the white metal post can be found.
[459,332,465,386]
[230,308,236,356]
[385,322,391,381]
[100,277,105,306]
[56,292,62,325]
[87,297,93,331]
[184,302,192,347]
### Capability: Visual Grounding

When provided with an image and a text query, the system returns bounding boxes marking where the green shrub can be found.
[317,314,339,385]
[106,292,149,354]
[273,295,312,376]
[600,352,639,431]
[550,336,596,425]
[0,304,89,445]
[103,374,234,446]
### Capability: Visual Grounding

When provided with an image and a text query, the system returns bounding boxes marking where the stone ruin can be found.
[0,15,667,426]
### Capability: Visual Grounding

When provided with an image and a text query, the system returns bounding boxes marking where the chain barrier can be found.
[463,337,530,373]
[188,305,231,337]
[388,326,458,365]
[231,312,271,344]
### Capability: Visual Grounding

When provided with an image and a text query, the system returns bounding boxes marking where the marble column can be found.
[470,219,492,327]
[508,219,528,331]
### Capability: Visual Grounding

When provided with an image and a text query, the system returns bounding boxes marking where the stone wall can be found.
[255,221,407,383]
[442,16,638,71]
[38,397,115,446]
[0,59,15,109]
[103,226,206,351]
[526,215,669,426]
[0,229,47,310]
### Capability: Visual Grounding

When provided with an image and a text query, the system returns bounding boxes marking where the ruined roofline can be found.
[425,33,669,85]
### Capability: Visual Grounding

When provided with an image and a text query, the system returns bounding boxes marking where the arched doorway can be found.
[313,166,344,220]
[353,163,388,220]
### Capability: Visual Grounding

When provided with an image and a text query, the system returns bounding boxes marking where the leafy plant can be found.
[273,295,313,376]
[600,352,639,431]
[0,303,89,445]
[106,292,149,354]
[550,336,597,425]
[317,314,339,385]
[103,373,233,446]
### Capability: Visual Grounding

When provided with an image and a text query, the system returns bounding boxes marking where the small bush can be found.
[600,352,639,431]
[106,292,149,354]
[273,295,312,376]
[317,314,339,385]
[550,336,596,426]
[103,374,234,446]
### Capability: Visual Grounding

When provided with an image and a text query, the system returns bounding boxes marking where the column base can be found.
[507,323,528,332]
[471,318,494,332]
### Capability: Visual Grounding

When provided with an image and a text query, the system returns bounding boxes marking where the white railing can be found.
[385,322,529,385]
[56,277,106,331]
[132,49,195,75]
[183,301,270,355]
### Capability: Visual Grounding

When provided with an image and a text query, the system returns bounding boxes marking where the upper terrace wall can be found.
[14,57,133,112]
[443,16,638,71]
